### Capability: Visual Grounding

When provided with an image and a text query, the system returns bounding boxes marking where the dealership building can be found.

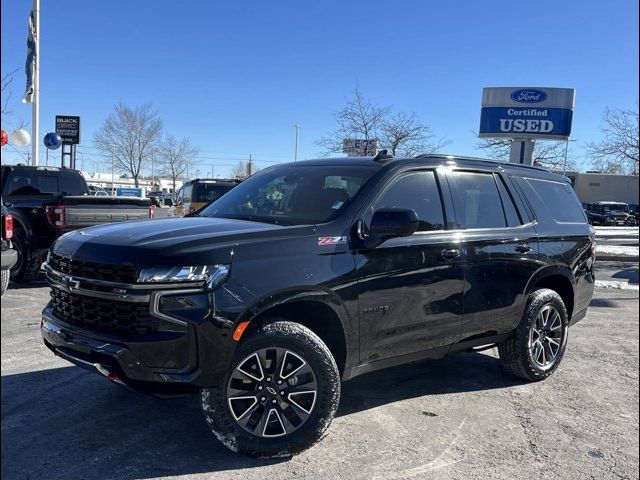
[564,172,639,205]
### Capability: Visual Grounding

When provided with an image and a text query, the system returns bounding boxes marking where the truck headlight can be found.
[138,265,230,288]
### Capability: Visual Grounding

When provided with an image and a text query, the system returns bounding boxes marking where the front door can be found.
[354,170,465,363]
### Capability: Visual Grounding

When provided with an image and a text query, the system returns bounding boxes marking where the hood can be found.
[52,217,316,267]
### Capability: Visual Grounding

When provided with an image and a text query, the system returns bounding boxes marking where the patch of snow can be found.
[597,245,639,257]
[595,227,639,238]
[595,280,639,291]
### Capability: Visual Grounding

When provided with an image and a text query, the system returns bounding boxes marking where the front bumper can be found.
[41,273,242,395]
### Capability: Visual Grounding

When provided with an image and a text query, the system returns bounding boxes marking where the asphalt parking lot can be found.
[2,269,638,480]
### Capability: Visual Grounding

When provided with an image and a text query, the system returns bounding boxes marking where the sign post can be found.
[55,115,81,169]
[479,87,575,165]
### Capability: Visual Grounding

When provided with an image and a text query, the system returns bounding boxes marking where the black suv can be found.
[586,201,637,226]
[41,155,595,457]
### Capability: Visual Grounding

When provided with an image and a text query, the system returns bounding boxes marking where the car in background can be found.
[1,202,17,295]
[586,201,637,226]
[1,165,154,283]
[171,179,240,217]
[88,185,110,196]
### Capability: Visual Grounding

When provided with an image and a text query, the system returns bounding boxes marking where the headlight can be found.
[138,264,230,288]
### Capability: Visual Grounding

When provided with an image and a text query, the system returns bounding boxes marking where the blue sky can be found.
[1,0,638,176]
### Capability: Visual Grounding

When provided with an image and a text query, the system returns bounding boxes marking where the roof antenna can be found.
[373,149,393,162]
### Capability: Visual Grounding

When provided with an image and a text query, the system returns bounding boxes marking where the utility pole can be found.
[211,163,214,178]
[111,144,115,195]
[31,0,40,166]
[248,154,253,176]
[293,124,301,162]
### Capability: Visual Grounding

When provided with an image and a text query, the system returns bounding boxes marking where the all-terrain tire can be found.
[498,288,569,382]
[201,320,341,457]
[10,229,43,283]
[0,269,9,295]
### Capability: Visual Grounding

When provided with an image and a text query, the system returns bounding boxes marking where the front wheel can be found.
[498,288,569,381]
[201,320,341,457]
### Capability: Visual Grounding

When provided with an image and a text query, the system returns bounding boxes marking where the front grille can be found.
[50,287,159,338]
[49,253,139,284]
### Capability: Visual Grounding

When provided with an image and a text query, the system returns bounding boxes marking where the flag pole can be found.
[31,0,40,166]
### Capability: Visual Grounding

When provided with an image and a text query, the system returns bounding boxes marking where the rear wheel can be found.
[201,320,340,457]
[0,269,9,295]
[498,288,569,381]
[10,229,43,283]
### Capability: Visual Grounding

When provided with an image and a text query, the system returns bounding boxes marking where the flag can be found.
[22,10,36,103]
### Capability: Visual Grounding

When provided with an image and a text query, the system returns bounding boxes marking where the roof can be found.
[185,178,240,184]
[277,154,550,173]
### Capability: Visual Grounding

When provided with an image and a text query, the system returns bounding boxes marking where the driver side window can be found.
[368,171,446,232]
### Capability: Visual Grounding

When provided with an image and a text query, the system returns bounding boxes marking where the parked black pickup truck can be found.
[586,201,637,226]
[41,154,595,457]
[1,202,17,295]
[1,165,153,282]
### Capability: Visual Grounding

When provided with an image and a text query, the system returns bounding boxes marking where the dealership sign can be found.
[342,138,379,156]
[55,115,81,144]
[479,87,575,140]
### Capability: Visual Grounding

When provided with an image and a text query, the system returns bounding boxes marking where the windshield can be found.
[193,183,235,203]
[602,204,629,213]
[198,165,377,225]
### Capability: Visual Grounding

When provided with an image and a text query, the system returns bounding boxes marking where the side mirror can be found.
[366,208,419,246]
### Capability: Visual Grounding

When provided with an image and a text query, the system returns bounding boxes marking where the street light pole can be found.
[293,124,301,162]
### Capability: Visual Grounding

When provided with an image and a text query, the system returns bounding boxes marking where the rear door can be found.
[355,169,466,363]
[444,169,540,342]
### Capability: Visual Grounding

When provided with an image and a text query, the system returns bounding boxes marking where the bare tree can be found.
[231,160,259,179]
[318,84,448,157]
[1,70,17,115]
[231,161,249,179]
[382,112,450,156]
[317,84,390,155]
[157,135,199,192]
[586,104,639,175]
[476,138,575,171]
[93,103,163,187]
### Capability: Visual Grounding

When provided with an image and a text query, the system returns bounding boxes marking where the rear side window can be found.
[448,171,507,229]
[4,169,59,195]
[59,171,87,195]
[370,171,445,232]
[525,178,586,223]
[193,183,232,203]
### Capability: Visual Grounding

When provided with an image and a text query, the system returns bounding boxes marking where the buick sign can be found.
[510,89,548,104]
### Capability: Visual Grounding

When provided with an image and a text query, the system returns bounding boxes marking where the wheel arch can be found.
[235,289,353,379]
[526,267,575,320]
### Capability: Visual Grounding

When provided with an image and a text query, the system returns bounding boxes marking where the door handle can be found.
[515,243,533,253]
[441,249,462,260]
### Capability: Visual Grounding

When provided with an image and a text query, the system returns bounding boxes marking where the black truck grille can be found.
[50,288,159,338]
[49,253,139,284]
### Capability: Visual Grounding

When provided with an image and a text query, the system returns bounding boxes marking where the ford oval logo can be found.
[511,89,548,103]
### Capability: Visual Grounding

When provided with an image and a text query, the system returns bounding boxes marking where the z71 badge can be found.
[317,236,347,246]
